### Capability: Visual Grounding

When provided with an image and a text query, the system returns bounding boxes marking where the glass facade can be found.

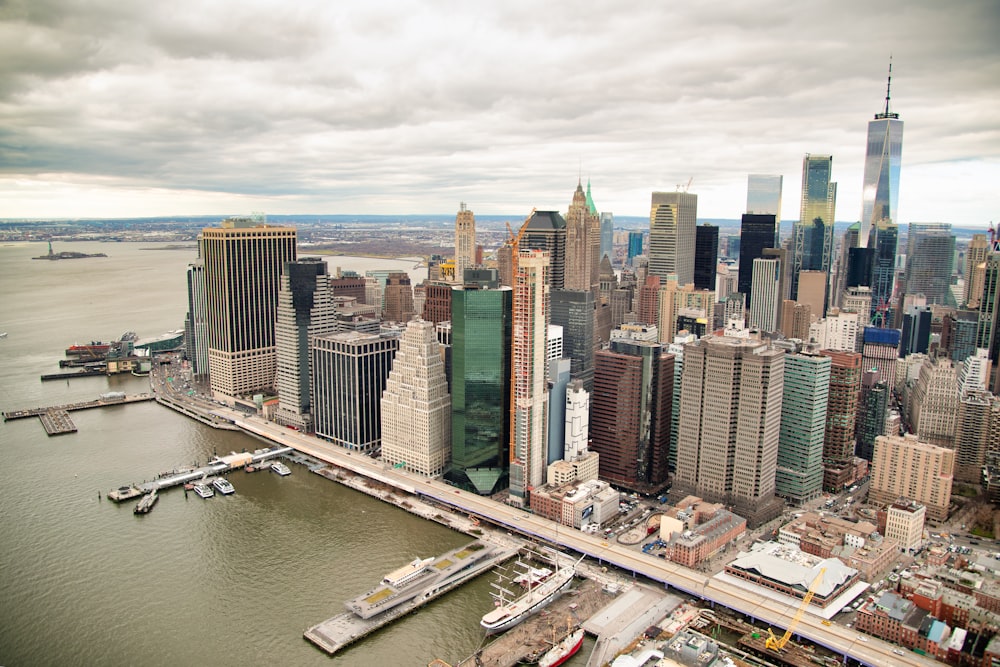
[446,286,512,494]
[776,353,830,503]
[792,155,836,301]
[746,174,783,220]
[860,117,903,247]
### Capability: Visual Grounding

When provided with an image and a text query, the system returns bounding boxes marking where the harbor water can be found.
[0,241,522,666]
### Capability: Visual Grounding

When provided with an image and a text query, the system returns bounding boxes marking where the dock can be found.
[3,394,156,436]
[131,447,294,494]
[304,541,514,656]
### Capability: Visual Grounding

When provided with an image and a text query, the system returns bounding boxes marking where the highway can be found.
[223,413,938,667]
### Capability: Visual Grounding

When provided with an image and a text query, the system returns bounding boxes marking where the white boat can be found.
[270,461,291,476]
[212,478,235,495]
[480,555,578,634]
[193,483,214,499]
[133,489,158,514]
[539,627,585,667]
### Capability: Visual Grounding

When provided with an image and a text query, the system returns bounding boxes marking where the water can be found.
[0,242,491,667]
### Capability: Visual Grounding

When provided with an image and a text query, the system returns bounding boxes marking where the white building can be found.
[884,499,926,554]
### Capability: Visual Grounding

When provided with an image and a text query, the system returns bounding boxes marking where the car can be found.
[856,635,868,642]
[893,649,905,655]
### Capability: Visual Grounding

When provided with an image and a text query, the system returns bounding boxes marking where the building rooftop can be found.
[728,542,858,598]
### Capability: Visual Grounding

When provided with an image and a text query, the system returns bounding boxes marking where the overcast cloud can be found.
[1,0,998,225]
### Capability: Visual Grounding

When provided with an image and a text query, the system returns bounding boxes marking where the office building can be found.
[649,191,697,286]
[810,310,860,353]
[446,282,512,494]
[862,327,900,390]
[694,223,718,291]
[909,357,959,449]
[421,281,453,324]
[820,349,862,490]
[955,390,994,484]
[855,369,888,462]
[382,273,414,323]
[904,223,955,306]
[509,250,550,506]
[520,210,566,290]
[842,286,873,320]
[746,174,783,220]
[868,223,898,325]
[860,66,904,247]
[550,290,595,391]
[274,258,339,431]
[454,202,476,282]
[311,332,398,453]
[674,336,785,526]
[870,433,954,522]
[380,319,451,477]
[591,338,673,491]
[600,212,614,262]
[201,217,297,402]
[564,181,601,295]
[796,270,828,320]
[546,359,572,464]
[656,279,715,343]
[781,300,812,341]
[884,500,925,555]
[900,305,932,357]
[184,259,208,378]
[977,254,1000,393]
[738,213,778,310]
[330,270,367,304]
[627,231,644,266]
[964,234,990,308]
[776,351,830,504]
[792,155,836,303]
[748,257,782,333]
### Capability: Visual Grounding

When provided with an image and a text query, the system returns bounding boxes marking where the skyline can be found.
[1,1,998,226]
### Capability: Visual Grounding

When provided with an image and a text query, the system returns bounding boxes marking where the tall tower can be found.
[520,211,566,290]
[746,174,783,223]
[383,272,415,323]
[454,202,477,282]
[311,332,399,453]
[675,336,786,526]
[694,223,719,291]
[855,368,888,461]
[184,258,208,378]
[564,181,601,294]
[509,249,550,506]
[649,191,697,286]
[738,214,778,310]
[860,62,904,248]
[274,257,338,431]
[819,349,862,491]
[792,155,836,303]
[380,319,452,477]
[977,254,1000,394]
[776,351,830,504]
[600,212,614,263]
[748,257,782,333]
[964,234,990,308]
[201,217,297,402]
[447,279,512,495]
[904,223,955,305]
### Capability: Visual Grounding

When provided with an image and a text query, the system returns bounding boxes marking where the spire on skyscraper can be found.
[876,57,899,120]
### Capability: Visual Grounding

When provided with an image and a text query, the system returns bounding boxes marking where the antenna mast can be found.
[876,57,899,120]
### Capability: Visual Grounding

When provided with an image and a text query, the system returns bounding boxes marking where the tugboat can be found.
[134,489,158,514]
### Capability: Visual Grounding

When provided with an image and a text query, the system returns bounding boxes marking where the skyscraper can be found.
[519,211,566,290]
[447,280,512,495]
[869,222,898,325]
[591,338,673,490]
[860,64,904,248]
[904,223,955,306]
[748,257,782,333]
[274,257,338,431]
[855,368,888,462]
[694,223,718,291]
[600,212,614,263]
[454,202,477,282]
[675,336,786,526]
[977,254,1000,393]
[508,250,550,506]
[380,319,451,477]
[776,351,830,504]
[964,234,990,308]
[737,213,778,309]
[201,217,297,402]
[311,332,398,453]
[550,290,596,391]
[649,191,697,286]
[820,349,861,490]
[564,182,601,295]
[383,272,414,323]
[184,259,208,378]
[746,174,783,221]
[870,433,953,522]
[627,231,644,266]
[791,155,836,303]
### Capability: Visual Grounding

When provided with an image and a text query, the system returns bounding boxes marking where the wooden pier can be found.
[3,394,155,436]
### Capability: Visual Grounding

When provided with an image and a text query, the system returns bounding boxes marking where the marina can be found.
[304,541,514,656]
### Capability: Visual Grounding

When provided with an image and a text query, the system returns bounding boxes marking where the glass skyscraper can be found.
[791,155,836,305]
[776,352,830,504]
[860,66,904,248]
[446,282,512,494]
[746,174,783,222]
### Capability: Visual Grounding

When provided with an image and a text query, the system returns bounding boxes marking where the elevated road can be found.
[205,410,934,667]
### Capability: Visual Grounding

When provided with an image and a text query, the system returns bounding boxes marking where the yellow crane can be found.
[765,567,825,652]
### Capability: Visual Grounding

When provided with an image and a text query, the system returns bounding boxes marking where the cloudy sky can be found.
[1,0,998,226]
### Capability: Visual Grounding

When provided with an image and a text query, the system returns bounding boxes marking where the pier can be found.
[304,541,515,656]
[114,446,294,496]
[3,393,156,436]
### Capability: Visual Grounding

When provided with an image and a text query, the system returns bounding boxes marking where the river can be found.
[0,240,508,667]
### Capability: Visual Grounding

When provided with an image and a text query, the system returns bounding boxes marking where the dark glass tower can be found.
[694,223,719,291]
[738,213,778,309]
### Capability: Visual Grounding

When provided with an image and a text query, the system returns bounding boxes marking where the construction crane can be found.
[765,567,826,652]
[675,177,693,193]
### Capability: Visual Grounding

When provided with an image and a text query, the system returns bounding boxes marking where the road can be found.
[220,412,937,667]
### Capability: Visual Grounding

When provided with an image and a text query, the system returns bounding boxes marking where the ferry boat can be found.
[480,555,578,634]
[538,627,585,667]
[133,489,158,514]
[193,483,214,499]
[270,461,291,476]
[212,478,235,495]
